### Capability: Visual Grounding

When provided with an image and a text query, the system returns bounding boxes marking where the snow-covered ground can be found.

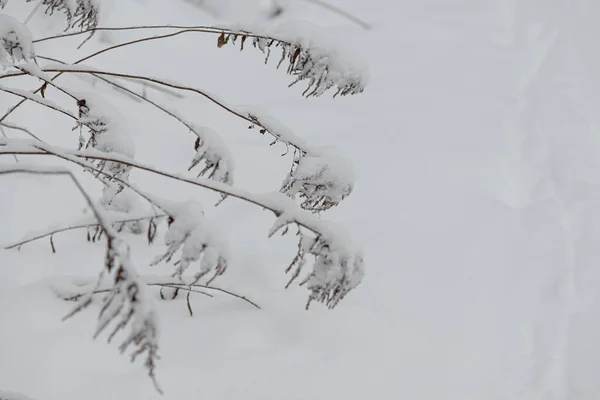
[3,0,600,398]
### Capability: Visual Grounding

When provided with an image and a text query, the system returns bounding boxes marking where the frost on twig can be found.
[188,126,234,184]
[266,193,364,308]
[151,200,229,284]
[0,14,35,68]
[217,22,368,97]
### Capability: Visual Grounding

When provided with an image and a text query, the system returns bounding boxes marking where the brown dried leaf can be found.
[217,32,228,48]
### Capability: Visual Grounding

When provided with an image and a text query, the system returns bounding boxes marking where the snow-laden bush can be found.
[0,1,368,393]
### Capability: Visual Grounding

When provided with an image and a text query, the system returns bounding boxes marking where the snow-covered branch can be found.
[31,24,368,97]
[2,65,358,208]
[1,138,365,307]
[149,199,229,283]
[49,275,261,310]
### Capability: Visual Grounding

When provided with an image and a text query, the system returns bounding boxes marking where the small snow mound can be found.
[270,20,369,97]
[188,125,235,184]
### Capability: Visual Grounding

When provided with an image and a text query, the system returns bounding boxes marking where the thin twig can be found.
[0,125,18,162]
[1,144,275,216]
[1,142,333,264]
[50,234,56,253]
[1,67,309,153]
[24,1,43,25]
[32,25,287,44]
[155,283,213,298]
[0,85,77,120]
[36,55,205,141]
[17,65,79,101]
[301,0,371,30]
[62,281,258,310]
[1,121,44,142]
[0,167,113,234]
[0,98,27,124]
[68,29,291,68]
[185,283,261,309]
[4,214,166,250]
[186,290,193,316]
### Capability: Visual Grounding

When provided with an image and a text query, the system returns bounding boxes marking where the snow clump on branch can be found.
[282,147,355,212]
[245,109,356,211]
[188,125,235,184]
[217,20,368,97]
[266,193,364,308]
[0,14,34,68]
[152,200,229,283]
[77,93,135,180]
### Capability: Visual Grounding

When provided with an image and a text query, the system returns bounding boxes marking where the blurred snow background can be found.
[3,0,600,398]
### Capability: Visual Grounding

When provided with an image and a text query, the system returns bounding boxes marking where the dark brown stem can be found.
[186,290,193,316]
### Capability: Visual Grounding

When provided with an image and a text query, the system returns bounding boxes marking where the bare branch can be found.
[1,121,44,141]
[57,277,261,310]
[4,213,167,250]
[0,84,77,120]
[0,125,18,162]
[31,25,277,44]
[300,0,371,30]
